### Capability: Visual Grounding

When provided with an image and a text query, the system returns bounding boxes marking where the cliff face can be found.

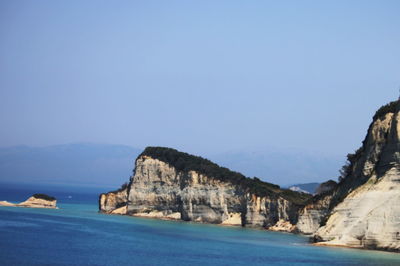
[126,156,243,223]
[100,149,309,230]
[297,100,400,251]
[296,194,333,235]
[99,100,400,252]
[18,196,57,209]
[99,188,128,214]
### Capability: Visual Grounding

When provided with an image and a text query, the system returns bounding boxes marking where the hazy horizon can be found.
[0,142,344,187]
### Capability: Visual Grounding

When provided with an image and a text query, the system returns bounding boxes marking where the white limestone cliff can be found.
[294,101,400,251]
[100,150,307,228]
[311,103,400,251]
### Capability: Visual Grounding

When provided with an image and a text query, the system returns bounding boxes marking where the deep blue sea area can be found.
[1,183,400,265]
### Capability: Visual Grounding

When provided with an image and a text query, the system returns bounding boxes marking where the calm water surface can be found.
[0,184,399,265]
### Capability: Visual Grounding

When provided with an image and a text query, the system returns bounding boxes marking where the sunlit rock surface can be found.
[0,194,57,209]
[297,100,400,251]
[100,148,309,228]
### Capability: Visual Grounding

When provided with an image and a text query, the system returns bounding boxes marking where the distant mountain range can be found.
[209,150,343,186]
[0,143,141,187]
[0,143,344,187]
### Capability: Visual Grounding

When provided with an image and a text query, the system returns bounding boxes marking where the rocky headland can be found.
[0,194,57,209]
[99,147,311,230]
[100,99,400,252]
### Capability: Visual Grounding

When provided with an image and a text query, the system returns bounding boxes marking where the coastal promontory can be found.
[100,147,311,230]
[99,99,400,252]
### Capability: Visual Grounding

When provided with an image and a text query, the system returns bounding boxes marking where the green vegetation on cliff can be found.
[32,194,56,201]
[373,100,398,120]
[312,99,400,209]
[139,147,311,205]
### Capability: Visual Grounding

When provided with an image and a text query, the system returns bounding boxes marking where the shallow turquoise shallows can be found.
[1,184,400,265]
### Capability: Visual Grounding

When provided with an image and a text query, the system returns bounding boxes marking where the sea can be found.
[0,183,400,266]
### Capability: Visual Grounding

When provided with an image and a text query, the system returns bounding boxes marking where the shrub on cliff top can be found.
[139,147,311,205]
[373,100,398,120]
[32,194,56,201]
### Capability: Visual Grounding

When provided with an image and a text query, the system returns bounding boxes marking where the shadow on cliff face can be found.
[362,238,378,250]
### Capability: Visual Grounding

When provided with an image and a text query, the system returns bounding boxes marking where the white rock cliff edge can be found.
[99,149,309,230]
[99,100,400,252]
[297,100,400,252]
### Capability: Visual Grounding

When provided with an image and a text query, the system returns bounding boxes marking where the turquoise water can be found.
[1,184,400,265]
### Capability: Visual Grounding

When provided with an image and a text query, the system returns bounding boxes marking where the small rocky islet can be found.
[100,99,400,252]
[0,193,57,209]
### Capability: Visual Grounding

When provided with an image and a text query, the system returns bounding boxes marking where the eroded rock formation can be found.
[100,148,310,229]
[298,100,400,251]
[99,100,400,252]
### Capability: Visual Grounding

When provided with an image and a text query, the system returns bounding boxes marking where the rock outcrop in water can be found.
[100,147,310,230]
[0,194,57,209]
[297,100,400,251]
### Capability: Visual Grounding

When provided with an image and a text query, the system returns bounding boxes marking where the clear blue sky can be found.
[1,0,399,156]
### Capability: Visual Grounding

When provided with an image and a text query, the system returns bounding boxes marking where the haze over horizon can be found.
[0,142,345,187]
[1,1,400,184]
